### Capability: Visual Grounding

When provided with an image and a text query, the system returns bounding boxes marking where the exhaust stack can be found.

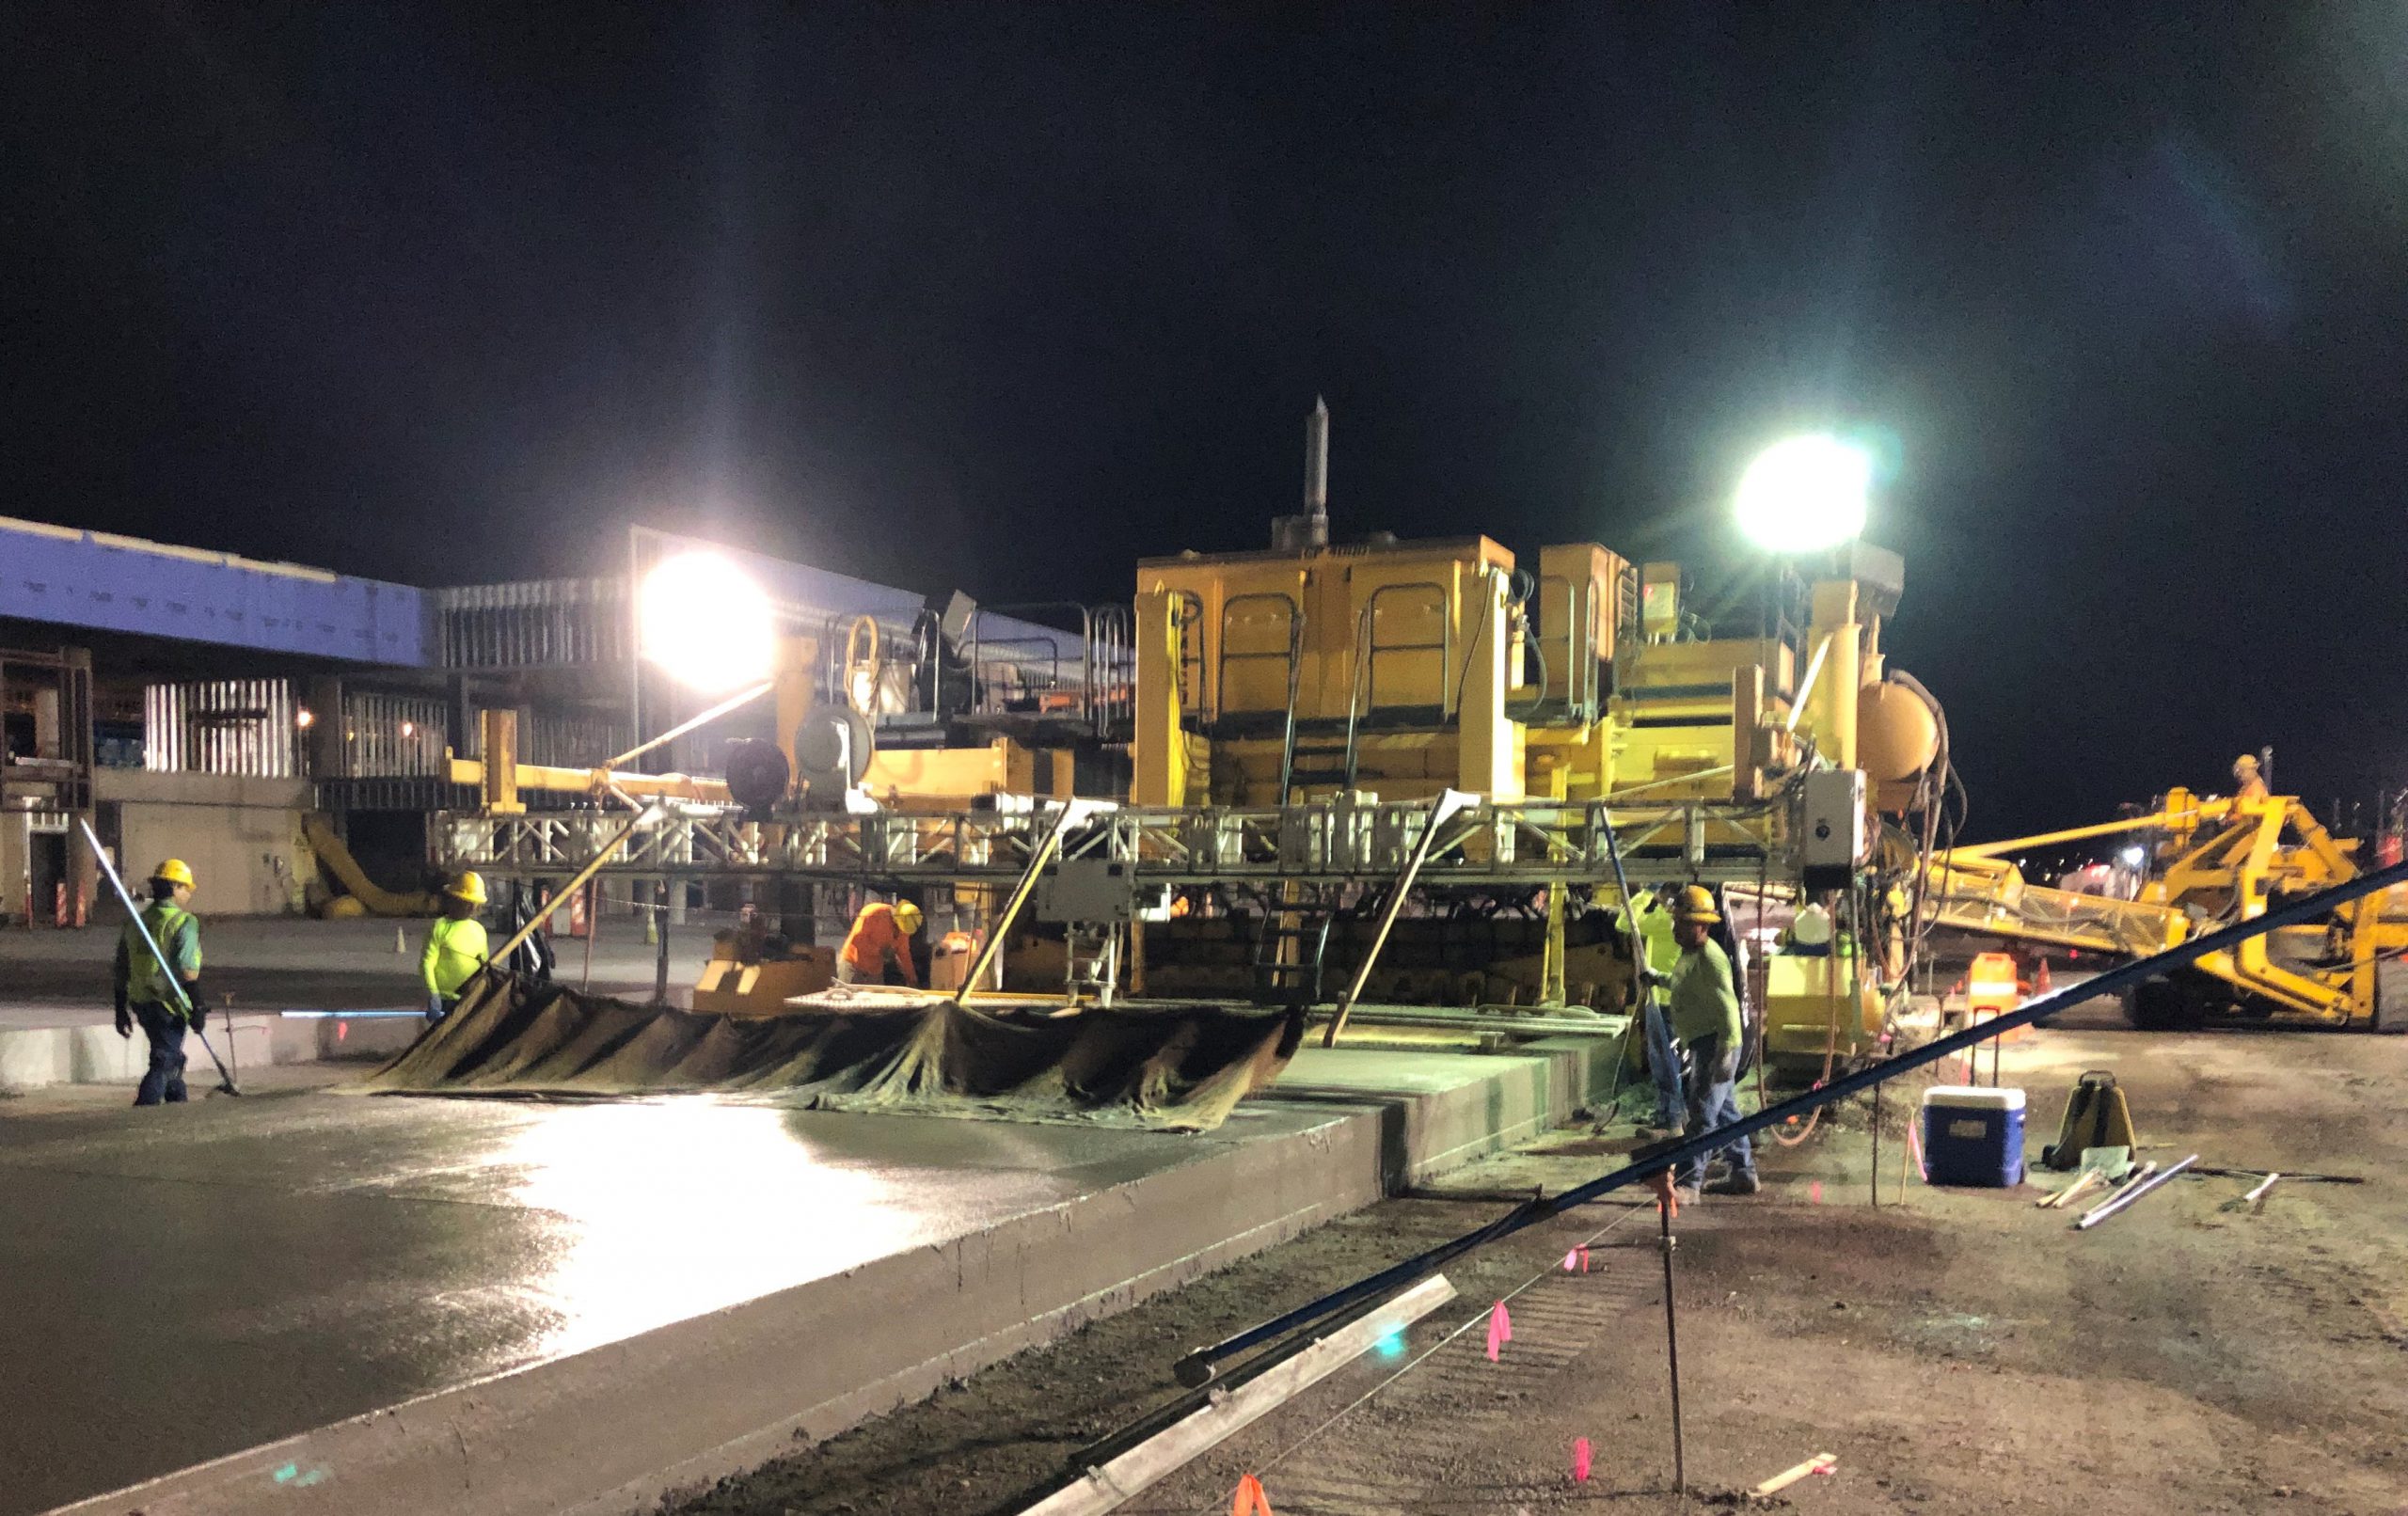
[1272,396,1332,552]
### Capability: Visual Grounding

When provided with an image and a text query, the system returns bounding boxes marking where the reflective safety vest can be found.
[421,915,490,1000]
[123,902,201,1012]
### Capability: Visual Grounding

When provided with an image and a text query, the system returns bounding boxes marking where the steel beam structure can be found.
[432,794,1791,889]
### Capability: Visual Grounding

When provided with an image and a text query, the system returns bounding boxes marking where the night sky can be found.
[6,6,2404,837]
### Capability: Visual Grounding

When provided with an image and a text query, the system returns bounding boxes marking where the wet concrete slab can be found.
[11,1037,1608,1516]
[4,1091,1373,1515]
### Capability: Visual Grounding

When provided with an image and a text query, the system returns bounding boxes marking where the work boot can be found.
[1703,1171,1762,1197]
[1635,1119,1687,1141]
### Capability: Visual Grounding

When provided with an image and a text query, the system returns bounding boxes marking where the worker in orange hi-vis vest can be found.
[2231,753,2269,805]
[837,899,923,987]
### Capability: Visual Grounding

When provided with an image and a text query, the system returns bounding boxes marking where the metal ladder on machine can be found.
[1251,619,1356,1008]
[1278,612,1370,807]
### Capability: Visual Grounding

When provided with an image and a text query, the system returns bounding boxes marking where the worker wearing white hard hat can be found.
[2231,753,2269,805]
[420,872,490,1024]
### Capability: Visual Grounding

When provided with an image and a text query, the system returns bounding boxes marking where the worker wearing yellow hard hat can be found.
[837,897,924,987]
[112,860,204,1105]
[420,871,490,1024]
[1666,883,1758,1201]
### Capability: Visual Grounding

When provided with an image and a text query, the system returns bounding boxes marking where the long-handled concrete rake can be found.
[77,818,241,1096]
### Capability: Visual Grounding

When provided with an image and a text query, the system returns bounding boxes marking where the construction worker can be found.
[111,859,204,1106]
[837,898,923,987]
[1667,884,1758,1200]
[1629,890,1686,1141]
[2232,753,2270,805]
[420,871,489,1023]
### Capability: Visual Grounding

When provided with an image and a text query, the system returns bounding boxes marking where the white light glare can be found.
[2119,845,2147,867]
[1735,434,1873,553]
[639,551,776,694]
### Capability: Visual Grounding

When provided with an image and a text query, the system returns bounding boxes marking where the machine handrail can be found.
[1361,579,1450,719]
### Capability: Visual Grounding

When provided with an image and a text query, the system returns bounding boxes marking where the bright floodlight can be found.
[2119,845,2147,867]
[1734,434,1872,553]
[638,551,775,693]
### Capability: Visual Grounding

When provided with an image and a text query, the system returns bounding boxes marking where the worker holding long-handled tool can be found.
[82,822,240,1099]
[420,872,491,1024]
[108,858,211,1105]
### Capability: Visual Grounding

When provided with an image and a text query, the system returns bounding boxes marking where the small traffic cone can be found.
[1230,1473,1275,1515]
[395,926,406,955]
[2036,957,2053,994]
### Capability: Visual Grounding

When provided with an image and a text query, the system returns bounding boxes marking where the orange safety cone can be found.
[2036,957,2053,995]
[1230,1472,1275,1516]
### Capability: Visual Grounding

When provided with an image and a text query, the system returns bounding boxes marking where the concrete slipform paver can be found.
[8,1034,1613,1516]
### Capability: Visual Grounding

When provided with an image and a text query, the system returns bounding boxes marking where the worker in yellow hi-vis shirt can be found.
[420,872,490,1023]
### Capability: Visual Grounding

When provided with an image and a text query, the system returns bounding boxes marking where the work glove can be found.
[187,1004,208,1034]
[114,1005,133,1039]
[426,994,448,1022]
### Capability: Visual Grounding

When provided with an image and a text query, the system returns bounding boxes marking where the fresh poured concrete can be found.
[10,1026,1614,1516]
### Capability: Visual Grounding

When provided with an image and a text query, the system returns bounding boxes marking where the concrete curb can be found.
[0,1014,420,1091]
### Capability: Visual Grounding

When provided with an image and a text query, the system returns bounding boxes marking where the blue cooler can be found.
[1920,1085,2025,1186]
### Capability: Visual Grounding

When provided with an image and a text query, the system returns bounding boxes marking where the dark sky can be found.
[6,4,2405,837]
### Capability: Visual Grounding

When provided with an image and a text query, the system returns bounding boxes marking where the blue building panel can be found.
[1,516,433,666]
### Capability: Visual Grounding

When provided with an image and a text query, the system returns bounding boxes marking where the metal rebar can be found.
[580,878,598,993]
[1323,790,1473,1047]
[2074,1153,2199,1230]
[1870,1075,1883,1208]
[1658,1199,1686,1495]
[654,877,673,1006]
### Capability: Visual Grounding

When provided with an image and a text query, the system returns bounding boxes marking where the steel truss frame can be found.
[433,796,1797,890]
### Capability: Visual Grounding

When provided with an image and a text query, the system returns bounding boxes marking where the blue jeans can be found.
[1641,996,1683,1128]
[132,1001,188,1106]
[1675,1034,1753,1187]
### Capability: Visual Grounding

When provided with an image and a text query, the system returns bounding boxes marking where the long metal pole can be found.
[75,817,238,1094]
[600,680,773,772]
[2075,1153,2198,1230]
[580,878,598,993]
[953,800,1086,1007]
[1322,790,1473,1047]
[1172,854,2408,1381]
[1657,1199,1687,1495]
[483,808,654,971]
[655,876,673,1006]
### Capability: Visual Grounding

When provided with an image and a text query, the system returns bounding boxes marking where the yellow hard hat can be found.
[2232,753,2260,772]
[1672,884,1720,924]
[151,859,195,889]
[892,900,924,933]
[446,871,488,906]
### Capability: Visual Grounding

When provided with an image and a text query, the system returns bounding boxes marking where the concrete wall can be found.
[97,770,319,916]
